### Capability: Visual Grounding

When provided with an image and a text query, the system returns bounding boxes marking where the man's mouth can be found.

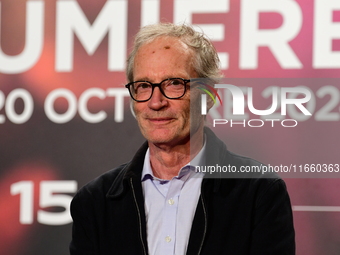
[146,117,175,124]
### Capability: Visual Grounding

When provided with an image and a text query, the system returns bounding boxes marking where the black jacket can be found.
[70,128,295,255]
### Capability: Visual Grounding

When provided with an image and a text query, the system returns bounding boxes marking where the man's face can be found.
[132,36,204,147]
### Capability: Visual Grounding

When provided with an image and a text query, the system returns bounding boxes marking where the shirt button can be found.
[165,236,172,243]
[168,198,175,205]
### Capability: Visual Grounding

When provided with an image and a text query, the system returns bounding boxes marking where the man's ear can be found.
[207,95,215,111]
[206,88,218,112]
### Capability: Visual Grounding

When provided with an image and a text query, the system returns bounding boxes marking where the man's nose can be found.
[147,87,168,110]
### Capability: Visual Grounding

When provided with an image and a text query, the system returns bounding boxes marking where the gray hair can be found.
[126,23,223,82]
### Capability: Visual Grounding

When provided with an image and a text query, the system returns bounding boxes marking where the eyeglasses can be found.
[125,78,190,102]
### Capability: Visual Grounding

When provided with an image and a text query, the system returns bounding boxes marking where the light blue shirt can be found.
[141,144,205,255]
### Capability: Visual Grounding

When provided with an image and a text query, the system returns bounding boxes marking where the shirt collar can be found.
[141,137,206,182]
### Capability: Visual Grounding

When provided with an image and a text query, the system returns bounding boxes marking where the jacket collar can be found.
[202,127,230,192]
[106,127,229,198]
[106,141,148,199]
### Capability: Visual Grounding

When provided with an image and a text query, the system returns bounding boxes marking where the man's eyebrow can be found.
[133,76,156,82]
[134,77,149,82]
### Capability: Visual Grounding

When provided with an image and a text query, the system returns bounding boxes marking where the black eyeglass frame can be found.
[125,78,191,102]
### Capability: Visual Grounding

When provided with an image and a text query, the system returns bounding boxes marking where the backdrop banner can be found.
[1,1,340,254]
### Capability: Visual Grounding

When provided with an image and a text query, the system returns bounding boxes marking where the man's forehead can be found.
[138,36,190,54]
[132,36,197,81]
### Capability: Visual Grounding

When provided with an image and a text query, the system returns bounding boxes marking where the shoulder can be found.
[204,127,282,179]
[71,141,148,208]
[226,150,263,167]
[72,163,128,206]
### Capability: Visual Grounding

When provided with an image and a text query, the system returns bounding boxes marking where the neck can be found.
[148,129,204,180]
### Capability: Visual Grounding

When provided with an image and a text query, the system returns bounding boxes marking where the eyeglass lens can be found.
[131,78,186,101]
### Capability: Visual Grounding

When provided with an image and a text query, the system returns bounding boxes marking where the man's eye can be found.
[136,83,151,90]
[164,79,184,87]
[170,79,182,85]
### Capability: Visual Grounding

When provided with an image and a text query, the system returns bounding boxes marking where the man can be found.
[70,23,295,255]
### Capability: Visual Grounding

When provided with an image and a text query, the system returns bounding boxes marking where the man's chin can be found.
[143,134,173,144]
[142,129,181,145]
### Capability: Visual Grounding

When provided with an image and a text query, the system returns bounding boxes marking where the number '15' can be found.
[10,180,77,225]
